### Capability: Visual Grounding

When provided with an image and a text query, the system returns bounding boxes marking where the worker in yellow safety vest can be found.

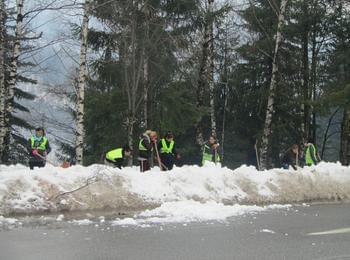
[304,140,320,166]
[28,127,51,170]
[202,135,221,166]
[138,130,157,172]
[157,131,180,171]
[105,145,131,169]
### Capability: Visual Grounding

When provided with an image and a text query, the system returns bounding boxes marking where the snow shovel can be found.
[154,144,168,170]
[36,153,71,168]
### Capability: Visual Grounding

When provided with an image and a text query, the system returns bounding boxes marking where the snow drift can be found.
[0,162,349,217]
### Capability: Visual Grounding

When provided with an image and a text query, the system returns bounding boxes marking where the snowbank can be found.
[0,162,349,218]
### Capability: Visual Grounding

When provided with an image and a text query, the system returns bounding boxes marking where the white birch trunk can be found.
[301,1,310,144]
[75,0,90,165]
[143,0,150,129]
[259,0,288,170]
[143,60,148,128]
[208,0,216,137]
[195,0,212,146]
[1,0,23,161]
[0,0,6,161]
[125,2,144,166]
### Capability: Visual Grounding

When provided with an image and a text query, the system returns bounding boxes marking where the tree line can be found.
[0,0,349,169]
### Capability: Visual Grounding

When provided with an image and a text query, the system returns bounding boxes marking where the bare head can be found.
[150,131,157,141]
[304,138,314,146]
[165,131,174,141]
[123,145,132,157]
[35,127,44,137]
[291,144,299,154]
[208,135,217,145]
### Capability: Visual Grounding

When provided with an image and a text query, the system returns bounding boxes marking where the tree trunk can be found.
[143,63,148,128]
[301,3,310,144]
[321,108,340,159]
[220,21,229,164]
[259,0,288,170]
[310,27,318,142]
[195,0,212,146]
[340,108,350,165]
[1,0,24,163]
[143,0,150,129]
[221,82,228,163]
[75,0,90,165]
[0,0,6,162]
[126,114,135,166]
[125,1,144,166]
[208,0,216,137]
[338,1,349,166]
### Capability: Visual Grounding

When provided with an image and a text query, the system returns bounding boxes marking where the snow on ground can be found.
[111,201,290,226]
[0,216,19,227]
[260,229,276,234]
[0,162,350,225]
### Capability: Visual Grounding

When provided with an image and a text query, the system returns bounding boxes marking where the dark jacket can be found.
[28,136,51,162]
[138,133,153,160]
[282,149,298,170]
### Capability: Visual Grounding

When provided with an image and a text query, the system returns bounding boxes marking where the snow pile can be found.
[111,201,290,226]
[70,219,93,226]
[0,162,350,218]
[0,216,18,227]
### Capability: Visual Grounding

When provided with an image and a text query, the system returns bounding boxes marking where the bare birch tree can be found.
[0,0,6,161]
[300,0,310,144]
[195,0,214,146]
[75,0,91,165]
[143,0,150,129]
[1,0,24,162]
[208,0,216,137]
[259,0,288,170]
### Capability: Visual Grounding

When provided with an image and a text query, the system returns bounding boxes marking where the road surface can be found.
[1,203,350,260]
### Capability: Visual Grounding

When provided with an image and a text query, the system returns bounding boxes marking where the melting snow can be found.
[0,162,350,225]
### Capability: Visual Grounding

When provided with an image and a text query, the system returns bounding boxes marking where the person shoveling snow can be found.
[28,127,51,170]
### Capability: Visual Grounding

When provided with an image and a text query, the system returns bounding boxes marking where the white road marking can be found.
[307,227,350,236]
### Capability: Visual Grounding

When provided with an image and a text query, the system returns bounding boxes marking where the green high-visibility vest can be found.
[202,144,220,165]
[31,136,48,151]
[139,139,153,151]
[305,144,317,165]
[106,148,123,161]
[139,139,146,151]
[160,139,174,154]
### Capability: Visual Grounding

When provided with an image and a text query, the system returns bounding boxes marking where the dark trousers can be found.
[105,158,123,169]
[140,159,150,172]
[160,154,175,171]
[29,161,45,170]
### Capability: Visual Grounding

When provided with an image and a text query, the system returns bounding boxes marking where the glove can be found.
[32,149,39,156]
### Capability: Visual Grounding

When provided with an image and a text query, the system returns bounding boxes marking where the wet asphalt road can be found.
[1,203,350,260]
